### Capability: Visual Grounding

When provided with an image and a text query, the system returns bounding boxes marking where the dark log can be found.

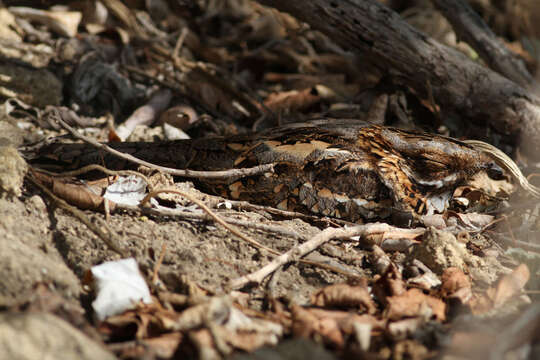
[256,0,540,158]
[431,0,532,87]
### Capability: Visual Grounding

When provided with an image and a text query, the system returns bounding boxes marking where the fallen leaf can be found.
[290,305,344,348]
[386,288,446,321]
[264,85,334,113]
[440,267,472,304]
[311,283,377,314]
[492,263,530,308]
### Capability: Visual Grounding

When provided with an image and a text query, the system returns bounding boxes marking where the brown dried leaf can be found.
[290,305,344,348]
[440,267,472,304]
[311,283,377,314]
[372,263,407,307]
[221,307,283,351]
[224,330,276,352]
[387,317,424,340]
[306,308,384,331]
[264,85,333,113]
[491,263,530,308]
[386,288,446,321]
[188,328,220,359]
[31,171,110,211]
[393,339,429,360]
[158,105,199,130]
[448,211,494,232]
[99,303,178,339]
[117,333,183,359]
[468,292,498,315]
[290,307,384,349]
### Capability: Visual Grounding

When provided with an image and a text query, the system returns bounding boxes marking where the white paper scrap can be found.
[103,175,147,206]
[91,258,152,321]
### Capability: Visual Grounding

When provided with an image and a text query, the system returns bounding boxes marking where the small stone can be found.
[0,145,27,198]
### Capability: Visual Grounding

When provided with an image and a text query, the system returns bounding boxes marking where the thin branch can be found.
[51,110,275,179]
[35,163,152,188]
[229,223,396,290]
[121,192,361,278]
[226,199,356,227]
[28,169,127,257]
[140,188,280,255]
[123,203,305,240]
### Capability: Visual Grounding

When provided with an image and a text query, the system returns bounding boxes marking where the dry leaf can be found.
[158,104,199,130]
[372,263,407,307]
[386,288,446,321]
[290,305,344,348]
[31,170,111,211]
[492,263,530,307]
[311,283,377,314]
[118,333,183,359]
[387,317,424,340]
[264,85,334,113]
[440,267,472,304]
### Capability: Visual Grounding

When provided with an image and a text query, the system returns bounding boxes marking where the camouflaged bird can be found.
[31,119,504,222]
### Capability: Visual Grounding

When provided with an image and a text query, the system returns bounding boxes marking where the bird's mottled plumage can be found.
[30,119,503,222]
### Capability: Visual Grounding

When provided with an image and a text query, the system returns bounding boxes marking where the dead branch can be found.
[431,0,532,87]
[256,0,540,157]
[140,188,279,255]
[119,198,360,278]
[229,223,412,290]
[50,110,276,179]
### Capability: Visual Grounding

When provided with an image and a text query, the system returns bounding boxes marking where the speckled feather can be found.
[31,119,501,221]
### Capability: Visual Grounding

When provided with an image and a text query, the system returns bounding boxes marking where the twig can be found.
[125,191,361,278]
[140,188,279,255]
[488,233,540,254]
[229,223,394,289]
[227,199,356,226]
[35,164,151,186]
[124,203,306,240]
[172,27,189,63]
[28,170,127,257]
[52,112,276,179]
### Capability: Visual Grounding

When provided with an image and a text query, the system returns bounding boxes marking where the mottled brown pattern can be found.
[31,119,502,222]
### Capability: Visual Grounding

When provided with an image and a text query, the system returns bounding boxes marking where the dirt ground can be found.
[1,186,349,306]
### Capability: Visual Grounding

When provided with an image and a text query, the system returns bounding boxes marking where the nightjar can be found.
[30,119,505,222]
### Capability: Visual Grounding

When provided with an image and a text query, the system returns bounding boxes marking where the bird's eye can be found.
[486,162,504,180]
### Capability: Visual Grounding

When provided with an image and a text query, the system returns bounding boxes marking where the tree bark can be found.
[256,0,540,158]
[431,0,532,87]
